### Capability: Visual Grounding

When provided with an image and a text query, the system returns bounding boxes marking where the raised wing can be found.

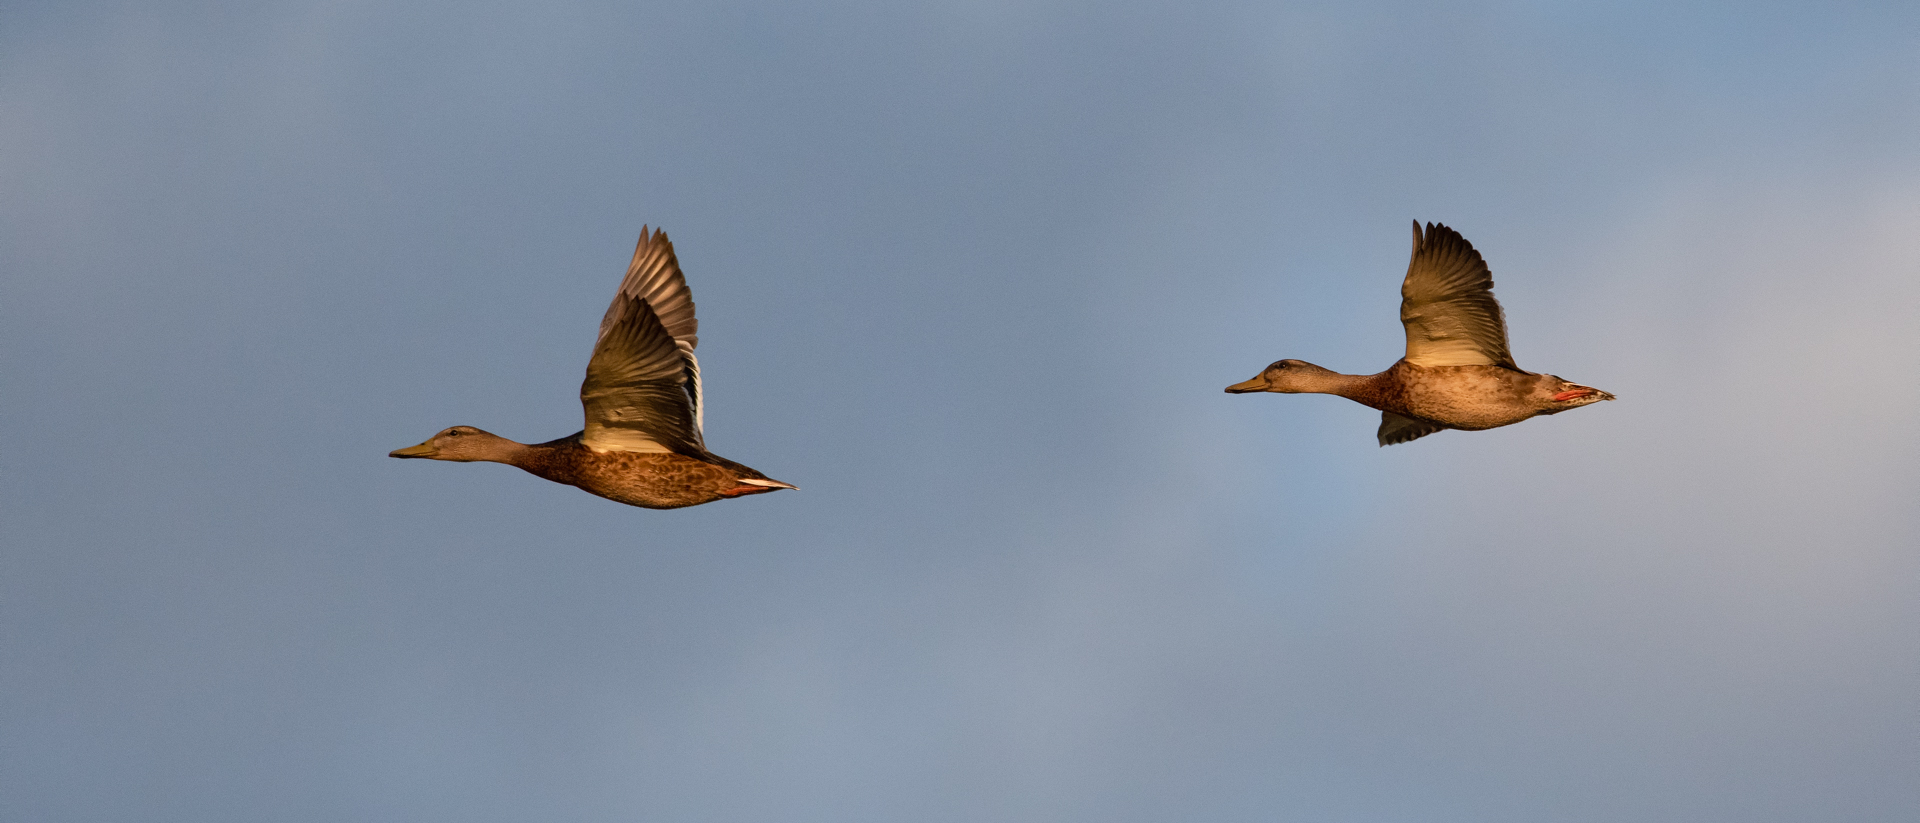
[1378,411,1446,447]
[600,226,703,429]
[1399,222,1517,370]
[580,232,707,455]
[581,293,705,454]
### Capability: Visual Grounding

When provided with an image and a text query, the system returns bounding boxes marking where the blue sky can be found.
[4,2,1917,821]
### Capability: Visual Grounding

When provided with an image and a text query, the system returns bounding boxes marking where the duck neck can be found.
[504,435,584,481]
[467,434,536,467]
[1288,366,1377,400]
[1327,372,1393,407]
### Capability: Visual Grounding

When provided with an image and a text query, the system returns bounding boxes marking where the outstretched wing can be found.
[1399,221,1517,370]
[599,226,703,430]
[580,228,706,455]
[1378,411,1446,447]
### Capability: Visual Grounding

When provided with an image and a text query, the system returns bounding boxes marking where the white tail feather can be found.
[737,478,797,490]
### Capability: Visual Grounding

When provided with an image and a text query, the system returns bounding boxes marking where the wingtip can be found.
[631,225,652,261]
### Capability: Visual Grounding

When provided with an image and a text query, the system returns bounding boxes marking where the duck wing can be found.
[601,226,702,427]
[579,228,706,455]
[1378,411,1446,446]
[1399,221,1517,370]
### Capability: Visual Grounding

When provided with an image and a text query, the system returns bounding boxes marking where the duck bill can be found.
[1225,376,1270,394]
[388,442,437,459]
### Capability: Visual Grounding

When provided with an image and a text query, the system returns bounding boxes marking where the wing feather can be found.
[599,227,703,430]
[1400,221,1517,369]
[580,292,706,455]
[1378,411,1446,447]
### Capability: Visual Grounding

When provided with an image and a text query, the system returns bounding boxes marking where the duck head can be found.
[1534,376,1616,413]
[1225,360,1346,394]
[388,426,521,462]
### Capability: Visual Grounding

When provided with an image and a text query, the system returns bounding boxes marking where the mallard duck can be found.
[1226,221,1613,446]
[390,227,795,508]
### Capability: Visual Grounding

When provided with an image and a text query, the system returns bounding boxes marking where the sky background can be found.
[4,1,1918,821]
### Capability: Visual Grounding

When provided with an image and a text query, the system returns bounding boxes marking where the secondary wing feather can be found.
[1399,222,1517,369]
[580,291,706,455]
[1378,411,1446,447]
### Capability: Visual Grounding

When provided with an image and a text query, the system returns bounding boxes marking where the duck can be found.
[390,227,795,508]
[1226,221,1613,446]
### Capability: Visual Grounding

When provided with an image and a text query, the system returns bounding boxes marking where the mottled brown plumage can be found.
[390,227,794,508]
[1226,222,1613,446]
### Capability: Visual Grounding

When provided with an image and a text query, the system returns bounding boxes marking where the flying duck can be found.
[1227,221,1613,446]
[390,227,795,508]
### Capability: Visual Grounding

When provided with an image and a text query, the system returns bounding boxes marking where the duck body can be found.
[1248,360,1611,432]
[390,227,794,508]
[1227,222,1613,446]
[548,445,787,510]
